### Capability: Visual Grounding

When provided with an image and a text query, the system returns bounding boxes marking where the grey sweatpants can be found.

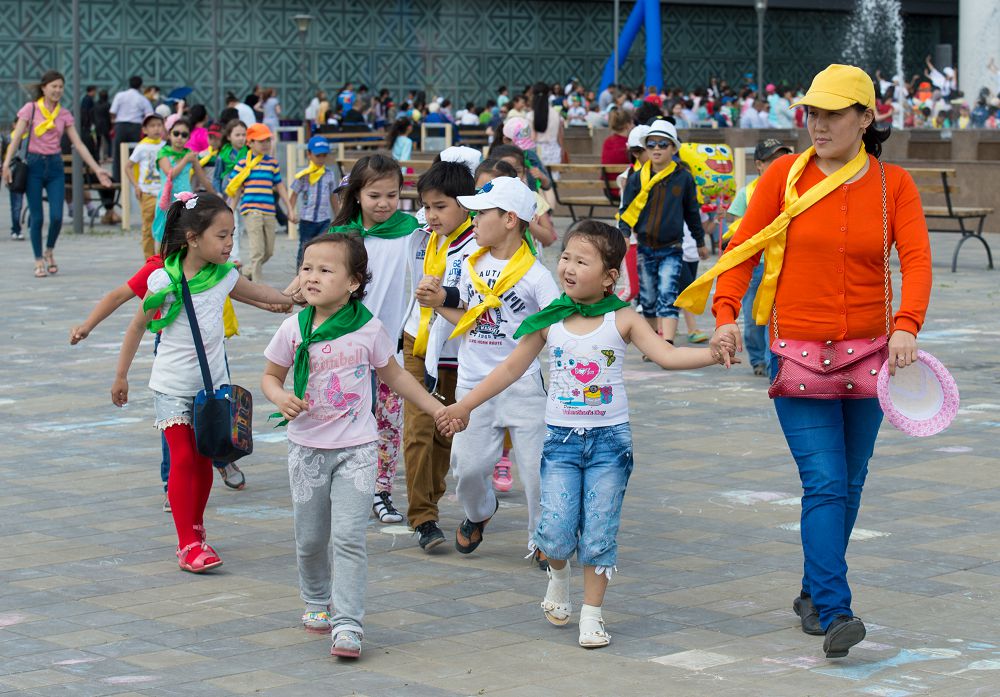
[288,441,377,636]
[452,372,547,548]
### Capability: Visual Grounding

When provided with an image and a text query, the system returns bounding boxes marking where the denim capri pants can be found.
[637,244,684,319]
[534,423,634,571]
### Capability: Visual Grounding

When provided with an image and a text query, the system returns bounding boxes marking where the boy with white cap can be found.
[618,118,706,344]
[418,176,559,557]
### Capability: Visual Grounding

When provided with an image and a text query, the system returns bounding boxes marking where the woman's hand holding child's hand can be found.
[710,323,742,369]
[415,275,444,308]
[276,391,309,422]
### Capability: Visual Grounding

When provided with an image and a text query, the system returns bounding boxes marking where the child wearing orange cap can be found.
[225,123,296,281]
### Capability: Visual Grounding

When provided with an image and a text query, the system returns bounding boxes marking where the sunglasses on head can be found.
[171,130,190,138]
[645,139,674,150]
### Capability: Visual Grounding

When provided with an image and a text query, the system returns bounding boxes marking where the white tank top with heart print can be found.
[545,312,629,427]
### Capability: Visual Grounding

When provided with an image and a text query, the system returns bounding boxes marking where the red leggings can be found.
[163,424,214,549]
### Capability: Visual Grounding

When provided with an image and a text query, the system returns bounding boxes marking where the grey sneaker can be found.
[218,463,245,490]
[331,630,362,658]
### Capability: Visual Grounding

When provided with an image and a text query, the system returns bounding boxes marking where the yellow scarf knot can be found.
[448,240,535,340]
[412,217,472,357]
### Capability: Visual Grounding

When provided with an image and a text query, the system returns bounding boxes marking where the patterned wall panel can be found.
[0,0,958,126]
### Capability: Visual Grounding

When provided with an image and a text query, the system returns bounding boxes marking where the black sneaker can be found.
[792,594,823,636]
[415,521,445,551]
[823,615,866,658]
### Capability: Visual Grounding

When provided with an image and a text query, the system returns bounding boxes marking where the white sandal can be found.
[541,565,571,626]
[579,615,610,648]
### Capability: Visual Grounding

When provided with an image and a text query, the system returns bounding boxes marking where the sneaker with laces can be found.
[372,491,403,523]
[492,456,513,492]
[414,521,445,550]
[331,629,362,658]
[217,463,245,490]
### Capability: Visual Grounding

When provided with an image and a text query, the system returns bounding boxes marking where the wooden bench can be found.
[908,167,994,272]
[457,125,490,148]
[60,153,121,230]
[315,130,389,160]
[337,157,436,201]
[546,163,625,221]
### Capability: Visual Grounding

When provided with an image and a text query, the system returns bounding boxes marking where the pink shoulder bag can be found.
[767,160,890,400]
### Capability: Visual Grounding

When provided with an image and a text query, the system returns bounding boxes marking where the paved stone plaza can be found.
[1,220,999,697]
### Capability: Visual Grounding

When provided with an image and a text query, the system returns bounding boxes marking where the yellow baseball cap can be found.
[791,64,875,111]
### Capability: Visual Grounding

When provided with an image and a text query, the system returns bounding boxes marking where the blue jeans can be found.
[534,423,634,567]
[772,376,883,630]
[9,189,24,235]
[25,153,65,259]
[296,218,331,268]
[637,245,683,319]
[743,261,769,370]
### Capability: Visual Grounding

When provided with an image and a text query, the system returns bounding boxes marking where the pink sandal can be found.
[176,541,223,573]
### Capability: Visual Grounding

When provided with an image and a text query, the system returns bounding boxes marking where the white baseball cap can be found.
[457,176,536,222]
[644,119,680,147]
[626,124,651,149]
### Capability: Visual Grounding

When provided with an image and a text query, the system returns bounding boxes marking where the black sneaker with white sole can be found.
[414,521,445,550]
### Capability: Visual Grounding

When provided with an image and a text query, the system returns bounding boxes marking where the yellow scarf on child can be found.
[132,136,161,184]
[199,146,216,168]
[675,146,868,324]
[448,240,535,339]
[412,217,472,357]
[34,99,61,136]
[224,152,265,197]
[722,177,759,242]
[295,161,326,185]
[619,160,677,228]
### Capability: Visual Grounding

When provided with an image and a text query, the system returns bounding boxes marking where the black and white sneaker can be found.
[10,231,24,240]
[373,491,403,523]
[414,521,445,550]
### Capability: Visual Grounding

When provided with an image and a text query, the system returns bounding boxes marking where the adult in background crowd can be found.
[109,75,152,182]
[2,70,112,277]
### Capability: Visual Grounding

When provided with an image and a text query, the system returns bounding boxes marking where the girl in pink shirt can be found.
[1,70,111,277]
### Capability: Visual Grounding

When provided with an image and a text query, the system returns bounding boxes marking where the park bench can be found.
[907,167,994,272]
[57,153,120,230]
[317,129,389,160]
[545,163,624,222]
[457,125,490,148]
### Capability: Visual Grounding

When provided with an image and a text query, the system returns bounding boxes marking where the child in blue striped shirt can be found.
[226,123,296,280]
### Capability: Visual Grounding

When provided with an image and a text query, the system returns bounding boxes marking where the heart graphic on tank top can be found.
[321,344,332,354]
[570,361,600,385]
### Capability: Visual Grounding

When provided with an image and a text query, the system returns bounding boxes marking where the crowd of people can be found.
[2,58,936,667]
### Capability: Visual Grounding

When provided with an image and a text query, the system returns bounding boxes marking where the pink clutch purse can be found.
[768,337,888,399]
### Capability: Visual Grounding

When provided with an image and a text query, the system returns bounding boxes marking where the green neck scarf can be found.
[157,144,188,163]
[271,301,374,426]
[142,251,235,332]
[329,210,419,239]
[219,144,247,178]
[513,292,629,339]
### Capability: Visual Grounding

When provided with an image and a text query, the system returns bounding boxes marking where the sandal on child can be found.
[540,565,572,626]
[33,262,47,278]
[331,629,362,658]
[302,610,332,633]
[176,541,223,573]
[455,499,498,554]
[579,615,611,648]
[193,525,207,543]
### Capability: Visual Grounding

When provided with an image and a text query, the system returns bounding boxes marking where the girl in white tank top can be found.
[438,221,735,649]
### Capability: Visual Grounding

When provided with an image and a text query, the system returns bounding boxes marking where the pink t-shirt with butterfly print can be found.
[264,312,394,449]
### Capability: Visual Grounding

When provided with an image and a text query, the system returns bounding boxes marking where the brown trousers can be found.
[401,332,457,528]
[139,192,157,258]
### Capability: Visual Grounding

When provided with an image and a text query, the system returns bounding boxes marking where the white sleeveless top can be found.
[545,312,629,427]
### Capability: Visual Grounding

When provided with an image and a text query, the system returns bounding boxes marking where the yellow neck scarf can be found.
[722,176,760,242]
[448,240,535,340]
[676,146,868,324]
[295,161,326,185]
[132,136,161,183]
[619,159,678,228]
[199,146,216,168]
[224,152,265,197]
[412,217,472,357]
[34,99,60,137]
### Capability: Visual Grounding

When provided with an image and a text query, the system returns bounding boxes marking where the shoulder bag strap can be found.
[180,274,215,394]
[20,104,34,157]
[878,159,891,337]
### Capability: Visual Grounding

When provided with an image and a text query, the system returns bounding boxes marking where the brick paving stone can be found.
[1,219,999,696]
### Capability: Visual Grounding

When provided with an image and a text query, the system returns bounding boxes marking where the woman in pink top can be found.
[2,70,112,277]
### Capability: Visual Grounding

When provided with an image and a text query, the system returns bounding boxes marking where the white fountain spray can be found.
[842,0,905,96]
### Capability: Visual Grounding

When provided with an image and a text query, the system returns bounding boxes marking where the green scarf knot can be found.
[142,251,234,333]
[328,210,419,239]
[513,293,629,339]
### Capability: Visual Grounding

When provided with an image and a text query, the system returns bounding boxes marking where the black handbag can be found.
[180,274,253,463]
[7,104,34,194]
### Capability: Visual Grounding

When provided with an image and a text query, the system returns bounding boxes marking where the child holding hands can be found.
[263,233,448,659]
[438,220,736,649]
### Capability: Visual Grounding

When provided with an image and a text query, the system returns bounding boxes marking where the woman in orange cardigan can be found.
[681,65,932,659]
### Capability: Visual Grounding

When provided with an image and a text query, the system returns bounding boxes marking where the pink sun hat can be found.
[877,350,959,437]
